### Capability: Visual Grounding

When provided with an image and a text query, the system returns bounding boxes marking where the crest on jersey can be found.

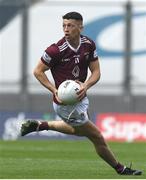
[72,65,80,78]
[73,55,80,64]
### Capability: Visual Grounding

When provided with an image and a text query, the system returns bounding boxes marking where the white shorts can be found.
[53,97,89,126]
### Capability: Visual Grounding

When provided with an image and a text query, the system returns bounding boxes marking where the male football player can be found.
[21,12,142,175]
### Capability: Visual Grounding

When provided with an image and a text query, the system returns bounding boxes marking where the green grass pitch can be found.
[0,139,145,179]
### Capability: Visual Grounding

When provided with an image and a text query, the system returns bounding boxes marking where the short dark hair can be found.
[62,12,83,21]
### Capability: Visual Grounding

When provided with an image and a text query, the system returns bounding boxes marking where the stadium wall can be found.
[0,0,146,141]
[0,0,146,95]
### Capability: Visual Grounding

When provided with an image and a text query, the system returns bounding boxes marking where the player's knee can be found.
[88,132,106,145]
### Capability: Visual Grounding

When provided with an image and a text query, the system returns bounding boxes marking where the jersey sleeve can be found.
[90,41,99,61]
[41,44,59,67]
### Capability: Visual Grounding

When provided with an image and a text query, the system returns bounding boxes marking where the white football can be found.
[58,80,80,105]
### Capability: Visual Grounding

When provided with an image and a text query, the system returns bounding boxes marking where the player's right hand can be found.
[53,89,63,104]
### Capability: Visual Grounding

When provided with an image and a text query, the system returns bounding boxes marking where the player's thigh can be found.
[48,120,75,134]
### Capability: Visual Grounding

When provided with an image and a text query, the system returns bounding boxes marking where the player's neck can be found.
[67,37,80,49]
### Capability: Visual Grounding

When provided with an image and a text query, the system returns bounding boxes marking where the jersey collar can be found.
[66,37,81,53]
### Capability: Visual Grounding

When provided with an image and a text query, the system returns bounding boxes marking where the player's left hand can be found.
[75,80,87,101]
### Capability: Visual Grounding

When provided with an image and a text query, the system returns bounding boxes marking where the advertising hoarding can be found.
[96,113,146,142]
[0,112,67,140]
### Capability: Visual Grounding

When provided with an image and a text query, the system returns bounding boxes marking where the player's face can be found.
[63,19,83,42]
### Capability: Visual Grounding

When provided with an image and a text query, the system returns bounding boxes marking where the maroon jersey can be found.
[41,35,98,88]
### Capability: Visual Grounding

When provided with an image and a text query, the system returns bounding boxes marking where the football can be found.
[58,80,80,105]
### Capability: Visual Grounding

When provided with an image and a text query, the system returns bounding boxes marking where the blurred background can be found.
[0,0,146,141]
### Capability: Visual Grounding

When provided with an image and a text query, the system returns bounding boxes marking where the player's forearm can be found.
[85,71,100,90]
[34,71,56,94]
